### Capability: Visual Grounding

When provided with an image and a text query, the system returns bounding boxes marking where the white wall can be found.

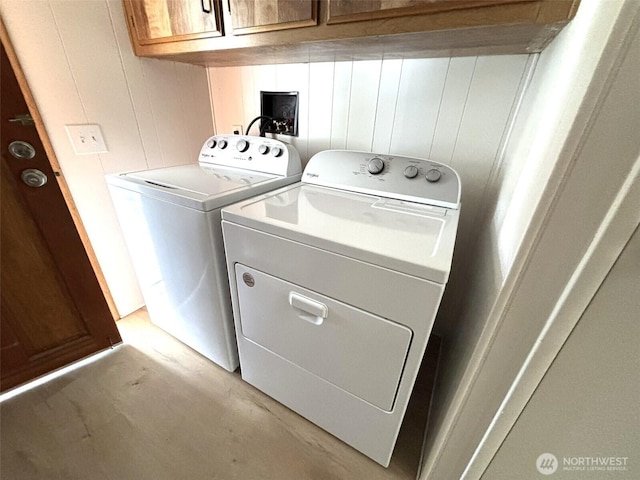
[208,55,533,323]
[482,225,640,479]
[1,0,214,317]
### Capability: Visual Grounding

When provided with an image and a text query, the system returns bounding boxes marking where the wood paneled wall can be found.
[1,0,214,317]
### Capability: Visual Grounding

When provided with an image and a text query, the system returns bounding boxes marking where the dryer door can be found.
[235,264,413,411]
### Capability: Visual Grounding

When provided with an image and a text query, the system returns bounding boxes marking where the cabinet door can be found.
[327,0,535,24]
[126,0,224,44]
[230,0,317,35]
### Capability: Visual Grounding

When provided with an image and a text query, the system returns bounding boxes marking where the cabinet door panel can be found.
[327,0,536,24]
[230,0,317,35]
[127,0,223,44]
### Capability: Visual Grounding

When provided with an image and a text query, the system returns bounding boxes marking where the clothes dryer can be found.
[221,150,460,466]
[106,135,301,371]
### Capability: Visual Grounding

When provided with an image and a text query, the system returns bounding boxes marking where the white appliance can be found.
[221,150,461,466]
[106,135,301,372]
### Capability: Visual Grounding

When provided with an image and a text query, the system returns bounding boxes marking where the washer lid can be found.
[222,183,460,284]
[106,164,283,211]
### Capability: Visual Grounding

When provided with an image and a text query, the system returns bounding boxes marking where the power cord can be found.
[245,116,274,137]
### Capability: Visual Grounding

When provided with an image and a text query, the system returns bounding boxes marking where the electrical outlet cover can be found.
[65,124,108,155]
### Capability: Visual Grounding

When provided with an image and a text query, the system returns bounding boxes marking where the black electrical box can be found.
[260,91,299,137]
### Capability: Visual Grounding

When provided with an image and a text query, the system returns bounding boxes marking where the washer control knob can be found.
[206,139,216,149]
[426,168,442,183]
[218,140,228,149]
[271,146,283,157]
[403,165,419,179]
[367,157,385,175]
[258,144,269,155]
[236,139,249,152]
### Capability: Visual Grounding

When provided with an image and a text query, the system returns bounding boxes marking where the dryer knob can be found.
[367,157,385,175]
[258,144,269,155]
[206,139,216,149]
[426,168,442,183]
[218,140,228,149]
[237,139,249,152]
[271,146,283,157]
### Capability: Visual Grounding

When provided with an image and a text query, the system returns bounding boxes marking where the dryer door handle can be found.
[288,292,327,326]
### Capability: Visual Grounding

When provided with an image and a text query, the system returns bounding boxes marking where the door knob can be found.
[21,169,48,188]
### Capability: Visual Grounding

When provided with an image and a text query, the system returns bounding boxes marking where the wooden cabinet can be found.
[123,0,579,66]
[124,0,317,47]
[326,0,535,24]
[125,0,224,44]
[230,0,317,35]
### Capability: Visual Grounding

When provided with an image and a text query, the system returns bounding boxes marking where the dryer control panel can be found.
[199,135,302,177]
[302,150,461,209]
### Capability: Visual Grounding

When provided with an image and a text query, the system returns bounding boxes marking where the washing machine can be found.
[221,150,461,466]
[106,135,301,372]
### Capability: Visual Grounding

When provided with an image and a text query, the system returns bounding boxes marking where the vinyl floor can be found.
[1,309,439,480]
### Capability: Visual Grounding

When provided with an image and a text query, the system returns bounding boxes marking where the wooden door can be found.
[125,0,224,45]
[1,35,122,392]
[229,0,317,35]
[327,0,536,24]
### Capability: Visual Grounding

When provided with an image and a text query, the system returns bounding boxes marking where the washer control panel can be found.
[198,134,301,177]
[302,150,460,209]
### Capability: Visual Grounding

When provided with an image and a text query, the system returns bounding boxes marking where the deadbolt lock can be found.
[21,169,48,188]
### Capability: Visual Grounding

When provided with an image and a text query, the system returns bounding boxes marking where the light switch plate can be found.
[65,124,108,155]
